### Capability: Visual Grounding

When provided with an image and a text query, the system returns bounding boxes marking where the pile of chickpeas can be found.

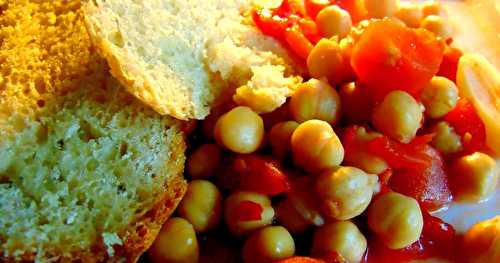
[147,1,500,263]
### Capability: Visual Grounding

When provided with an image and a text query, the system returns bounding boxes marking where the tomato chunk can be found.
[234,155,291,196]
[235,200,263,221]
[444,98,487,154]
[336,0,367,23]
[437,45,463,83]
[351,19,445,101]
[366,134,451,211]
[388,145,452,211]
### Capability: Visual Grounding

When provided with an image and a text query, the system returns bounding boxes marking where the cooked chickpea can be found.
[316,5,352,39]
[291,120,344,172]
[149,217,199,263]
[421,76,458,118]
[431,121,463,154]
[395,2,423,28]
[268,121,299,159]
[312,221,367,263]
[289,78,341,125]
[243,226,296,263]
[224,191,275,236]
[187,144,221,179]
[307,38,349,86]
[463,216,500,263]
[276,177,325,233]
[315,166,379,220]
[339,82,373,124]
[344,126,389,174]
[450,152,499,202]
[368,192,423,249]
[420,15,453,40]
[372,90,423,143]
[364,0,400,18]
[421,1,445,17]
[177,180,222,233]
[214,106,264,154]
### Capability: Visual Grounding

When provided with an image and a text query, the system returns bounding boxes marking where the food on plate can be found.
[146,0,499,262]
[83,0,303,119]
[0,1,186,262]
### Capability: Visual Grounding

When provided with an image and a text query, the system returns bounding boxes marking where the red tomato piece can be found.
[252,9,289,39]
[367,135,434,170]
[277,0,307,17]
[336,0,367,23]
[235,200,263,221]
[285,26,315,59]
[351,20,445,101]
[304,0,334,19]
[389,145,452,211]
[234,155,291,196]
[444,98,487,154]
[437,45,463,83]
[298,18,322,44]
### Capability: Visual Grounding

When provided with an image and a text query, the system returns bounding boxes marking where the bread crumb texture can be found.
[84,0,302,120]
[0,1,186,262]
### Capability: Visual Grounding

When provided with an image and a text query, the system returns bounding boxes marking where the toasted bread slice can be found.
[83,0,302,120]
[0,1,186,262]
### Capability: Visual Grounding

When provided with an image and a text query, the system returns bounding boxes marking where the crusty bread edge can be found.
[0,127,187,263]
[82,1,200,121]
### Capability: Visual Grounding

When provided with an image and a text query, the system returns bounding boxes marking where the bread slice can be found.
[83,0,303,120]
[0,1,186,262]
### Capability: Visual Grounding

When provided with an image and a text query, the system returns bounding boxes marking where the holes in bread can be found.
[119,143,128,157]
[57,139,65,150]
[36,99,45,108]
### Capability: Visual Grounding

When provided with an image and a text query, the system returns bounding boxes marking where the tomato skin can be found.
[351,20,445,101]
[234,155,291,196]
[235,200,264,221]
[444,98,487,154]
[305,0,333,19]
[437,46,463,83]
[388,145,452,211]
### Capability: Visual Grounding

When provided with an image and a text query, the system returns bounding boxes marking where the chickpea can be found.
[291,120,344,172]
[312,221,367,263]
[214,106,264,154]
[368,192,423,249]
[395,2,422,28]
[364,0,400,18]
[431,121,463,154]
[243,226,296,263]
[420,15,453,40]
[421,1,445,17]
[316,5,352,39]
[421,76,458,118]
[372,90,423,143]
[177,180,223,233]
[148,217,199,263]
[344,126,389,174]
[276,177,325,233]
[268,121,299,159]
[315,166,379,220]
[187,144,221,179]
[339,82,373,124]
[463,216,500,263]
[307,38,349,86]
[450,152,499,202]
[224,191,275,236]
[289,78,342,125]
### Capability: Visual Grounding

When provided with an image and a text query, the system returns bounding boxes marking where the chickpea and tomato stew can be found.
[149,1,500,263]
